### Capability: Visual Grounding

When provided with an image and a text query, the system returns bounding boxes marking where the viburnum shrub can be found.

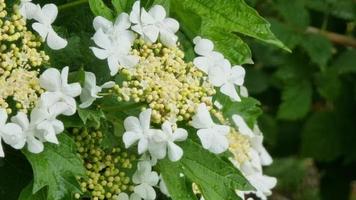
[0,0,290,200]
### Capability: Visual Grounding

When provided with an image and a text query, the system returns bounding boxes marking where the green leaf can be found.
[301,112,343,162]
[23,134,85,200]
[77,107,106,127]
[19,182,47,200]
[269,18,302,49]
[88,0,114,20]
[172,0,290,52]
[112,0,128,13]
[203,28,253,64]
[306,0,356,20]
[332,49,356,74]
[216,93,263,128]
[180,140,253,200]
[274,0,310,29]
[301,34,333,68]
[277,81,312,120]
[316,68,341,101]
[158,159,198,200]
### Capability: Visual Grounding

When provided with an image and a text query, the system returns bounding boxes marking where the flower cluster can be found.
[72,128,136,200]
[87,1,277,199]
[0,1,81,157]
[19,0,68,50]
[0,0,49,113]
[193,37,247,102]
[113,39,215,124]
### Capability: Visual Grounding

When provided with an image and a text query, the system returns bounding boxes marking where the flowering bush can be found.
[0,0,289,200]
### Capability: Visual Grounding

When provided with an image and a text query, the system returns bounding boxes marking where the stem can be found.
[58,0,88,11]
[306,27,356,48]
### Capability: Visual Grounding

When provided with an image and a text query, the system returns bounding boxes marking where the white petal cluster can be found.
[193,37,246,101]
[19,1,68,50]
[0,109,26,156]
[130,1,179,47]
[191,103,230,154]
[132,161,159,200]
[232,114,276,200]
[123,109,187,162]
[91,13,139,76]
[79,72,115,108]
[91,1,180,76]
[0,67,81,157]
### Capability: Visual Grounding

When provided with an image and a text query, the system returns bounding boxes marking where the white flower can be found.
[11,112,44,154]
[232,114,254,137]
[193,37,246,101]
[159,176,170,197]
[193,37,224,74]
[29,105,64,144]
[31,4,67,50]
[117,193,141,200]
[0,109,26,157]
[91,28,138,76]
[19,0,38,20]
[243,173,277,200]
[251,125,273,166]
[191,103,229,154]
[123,109,162,155]
[130,1,179,47]
[150,121,187,161]
[79,72,115,108]
[233,115,273,166]
[39,67,82,116]
[93,13,135,42]
[132,161,159,200]
[208,60,245,101]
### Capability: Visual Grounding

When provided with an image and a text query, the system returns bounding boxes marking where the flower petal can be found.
[118,55,139,68]
[134,183,156,200]
[39,68,61,92]
[123,131,141,148]
[26,135,44,154]
[129,1,141,24]
[194,37,214,56]
[40,4,58,24]
[108,55,120,76]
[148,5,166,21]
[92,28,112,49]
[142,25,159,43]
[163,18,179,33]
[46,28,68,50]
[138,137,149,154]
[191,103,214,129]
[193,56,211,74]
[93,16,113,31]
[32,22,49,40]
[159,29,178,47]
[0,109,8,126]
[172,128,187,142]
[139,109,152,131]
[1,123,26,149]
[167,142,183,161]
[114,13,131,30]
[230,65,245,86]
[232,114,254,137]
[11,112,29,130]
[220,82,240,102]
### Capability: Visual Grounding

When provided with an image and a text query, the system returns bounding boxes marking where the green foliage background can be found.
[0,0,355,199]
[243,0,356,199]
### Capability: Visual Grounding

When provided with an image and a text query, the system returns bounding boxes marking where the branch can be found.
[306,27,356,48]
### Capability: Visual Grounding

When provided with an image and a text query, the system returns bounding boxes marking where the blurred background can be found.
[243,0,356,199]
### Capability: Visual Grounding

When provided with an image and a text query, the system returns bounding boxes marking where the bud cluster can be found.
[0,1,49,113]
[72,128,137,200]
[113,39,216,124]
